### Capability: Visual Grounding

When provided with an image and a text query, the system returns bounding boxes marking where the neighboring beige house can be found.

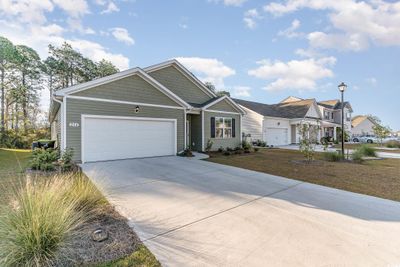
[317,99,353,140]
[50,59,245,163]
[351,115,378,136]
[235,96,353,145]
[234,97,323,146]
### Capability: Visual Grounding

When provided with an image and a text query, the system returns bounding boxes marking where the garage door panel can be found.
[83,116,176,162]
[263,127,288,146]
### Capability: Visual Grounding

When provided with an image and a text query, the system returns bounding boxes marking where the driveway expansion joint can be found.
[143,181,304,242]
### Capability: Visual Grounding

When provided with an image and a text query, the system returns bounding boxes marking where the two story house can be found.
[318,99,353,141]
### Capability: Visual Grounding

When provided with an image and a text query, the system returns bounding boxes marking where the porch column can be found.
[333,126,337,140]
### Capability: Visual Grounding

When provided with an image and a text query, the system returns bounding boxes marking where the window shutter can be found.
[232,118,236,137]
[211,117,215,138]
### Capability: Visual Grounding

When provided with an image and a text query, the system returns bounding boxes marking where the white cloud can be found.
[209,0,248,7]
[0,0,54,24]
[248,57,336,91]
[307,31,369,51]
[100,2,120,14]
[278,19,302,38]
[67,18,96,34]
[110,27,135,45]
[264,0,400,50]
[243,8,262,29]
[232,86,251,97]
[53,0,89,18]
[366,77,377,86]
[175,57,236,88]
[179,23,188,29]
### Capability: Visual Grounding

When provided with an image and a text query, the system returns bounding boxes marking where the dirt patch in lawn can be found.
[206,149,400,201]
[62,206,140,266]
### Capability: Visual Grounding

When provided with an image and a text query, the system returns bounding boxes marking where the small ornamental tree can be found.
[373,124,391,146]
[298,123,320,162]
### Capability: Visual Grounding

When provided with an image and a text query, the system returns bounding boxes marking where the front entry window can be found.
[215,117,232,139]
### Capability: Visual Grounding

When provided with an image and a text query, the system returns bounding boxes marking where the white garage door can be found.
[82,115,176,162]
[264,128,288,146]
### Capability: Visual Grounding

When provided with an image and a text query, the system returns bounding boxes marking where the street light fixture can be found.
[338,82,347,158]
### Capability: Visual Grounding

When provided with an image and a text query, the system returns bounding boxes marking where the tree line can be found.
[0,36,119,148]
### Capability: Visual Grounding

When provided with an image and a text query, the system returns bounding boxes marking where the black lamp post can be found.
[338,82,347,158]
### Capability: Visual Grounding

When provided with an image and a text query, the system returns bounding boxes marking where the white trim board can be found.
[65,95,185,110]
[202,95,246,114]
[81,114,178,163]
[204,109,241,115]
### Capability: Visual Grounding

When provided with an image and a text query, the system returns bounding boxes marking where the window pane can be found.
[216,128,223,138]
[215,118,223,128]
[224,128,232,138]
[224,118,232,127]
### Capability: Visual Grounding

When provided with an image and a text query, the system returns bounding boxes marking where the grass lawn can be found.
[333,143,400,153]
[206,148,400,201]
[0,148,31,175]
[97,245,160,267]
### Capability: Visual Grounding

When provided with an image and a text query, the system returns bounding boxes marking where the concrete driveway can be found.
[82,156,400,266]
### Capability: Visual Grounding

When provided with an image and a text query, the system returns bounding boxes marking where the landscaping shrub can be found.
[254,147,259,152]
[178,149,193,157]
[226,147,233,152]
[0,173,107,267]
[358,145,377,157]
[241,140,252,150]
[386,140,400,149]
[218,147,224,153]
[254,139,266,147]
[0,128,50,149]
[351,149,364,163]
[223,151,231,156]
[59,148,74,172]
[205,139,213,153]
[323,151,341,162]
[29,148,59,171]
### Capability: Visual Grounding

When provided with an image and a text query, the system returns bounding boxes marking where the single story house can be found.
[234,97,323,146]
[351,115,378,136]
[50,59,245,163]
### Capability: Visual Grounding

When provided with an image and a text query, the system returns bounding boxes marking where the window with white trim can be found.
[215,117,232,138]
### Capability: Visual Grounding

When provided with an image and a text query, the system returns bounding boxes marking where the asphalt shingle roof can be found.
[233,98,315,119]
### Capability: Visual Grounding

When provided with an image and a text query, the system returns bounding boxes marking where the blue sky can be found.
[0,0,399,129]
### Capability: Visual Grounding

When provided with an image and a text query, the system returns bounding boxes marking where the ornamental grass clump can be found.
[0,173,107,267]
[323,151,341,162]
[358,145,377,157]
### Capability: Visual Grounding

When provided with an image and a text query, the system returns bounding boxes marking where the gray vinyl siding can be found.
[207,99,238,113]
[73,75,180,107]
[189,114,202,151]
[148,66,212,104]
[66,98,185,162]
[204,111,241,151]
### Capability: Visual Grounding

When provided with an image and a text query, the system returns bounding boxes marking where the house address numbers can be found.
[69,122,80,127]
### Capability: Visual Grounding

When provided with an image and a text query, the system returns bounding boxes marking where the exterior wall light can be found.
[135,106,140,113]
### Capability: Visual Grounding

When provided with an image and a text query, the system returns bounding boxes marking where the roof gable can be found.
[203,95,245,114]
[53,68,190,108]
[144,59,217,104]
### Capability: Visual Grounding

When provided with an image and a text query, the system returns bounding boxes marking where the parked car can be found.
[358,136,379,143]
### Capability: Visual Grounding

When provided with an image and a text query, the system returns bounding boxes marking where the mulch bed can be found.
[61,206,140,266]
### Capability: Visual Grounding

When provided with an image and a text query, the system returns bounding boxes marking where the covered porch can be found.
[321,121,341,142]
[290,118,321,144]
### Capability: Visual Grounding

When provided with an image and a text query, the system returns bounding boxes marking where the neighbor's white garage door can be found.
[82,116,176,162]
[264,128,288,146]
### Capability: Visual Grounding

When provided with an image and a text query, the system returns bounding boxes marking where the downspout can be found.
[52,96,64,150]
